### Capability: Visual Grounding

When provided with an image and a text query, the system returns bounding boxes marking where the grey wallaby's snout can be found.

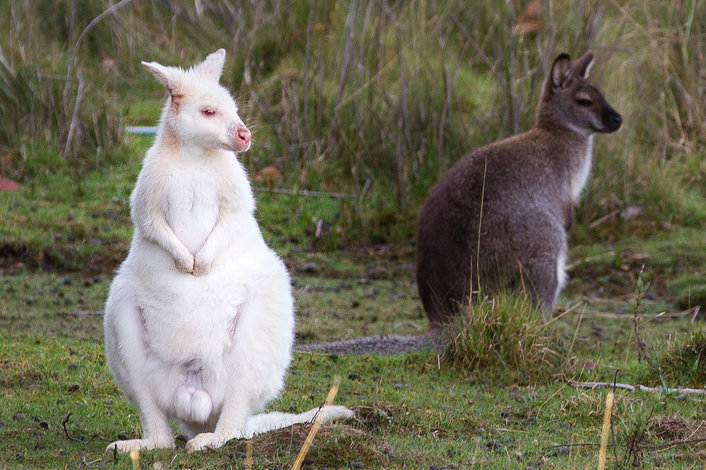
[604,107,622,132]
[588,97,622,134]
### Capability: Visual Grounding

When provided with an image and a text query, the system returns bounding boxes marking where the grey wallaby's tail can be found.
[296,334,443,356]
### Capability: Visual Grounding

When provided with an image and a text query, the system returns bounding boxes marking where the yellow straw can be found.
[598,391,615,470]
[245,439,253,470]
[291,377,341,470]
[129,449,139,470]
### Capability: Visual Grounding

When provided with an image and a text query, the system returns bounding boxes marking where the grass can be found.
[443,293,562,377]
[2,320,705,468]
[1,267,704,468]
[1,0,705,468]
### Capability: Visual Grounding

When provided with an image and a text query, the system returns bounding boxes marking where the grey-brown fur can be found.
[416,52,622,329]
[296,334,441,356]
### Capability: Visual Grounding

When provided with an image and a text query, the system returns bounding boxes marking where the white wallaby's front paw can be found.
[174,249,195,274]
[105,437,175,453]
[192,250,214,276]
[185,431,239,453]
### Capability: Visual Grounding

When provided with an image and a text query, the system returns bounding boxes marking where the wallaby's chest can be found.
[161,166,223,250]
[569,135,593,202]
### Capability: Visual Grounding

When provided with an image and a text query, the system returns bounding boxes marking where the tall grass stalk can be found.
[0,1,123,162]
[598,390,615,470]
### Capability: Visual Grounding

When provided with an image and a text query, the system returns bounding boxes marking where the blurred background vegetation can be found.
[0,0,704,247]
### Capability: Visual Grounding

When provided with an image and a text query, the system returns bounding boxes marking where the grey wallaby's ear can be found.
[550,53,573,90]
[194,49,226,82]
[572,51,595,79]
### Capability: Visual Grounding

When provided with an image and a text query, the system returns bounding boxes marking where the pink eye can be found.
[201,108,216,117]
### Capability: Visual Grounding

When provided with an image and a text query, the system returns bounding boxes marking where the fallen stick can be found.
[252,186,352,199]
[559,305,701,321]
[566,379,706,395]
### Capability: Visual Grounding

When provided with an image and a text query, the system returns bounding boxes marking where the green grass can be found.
[1,265,704,468]
[1,318,704,469]
[443,293,562,378]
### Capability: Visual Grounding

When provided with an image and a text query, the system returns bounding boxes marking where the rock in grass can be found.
[486,439,502,450]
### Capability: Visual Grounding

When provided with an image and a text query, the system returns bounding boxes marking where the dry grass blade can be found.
[245,439,253,470]
[598,391,615,470]
[291,377,342,470]
[129,449,139,470]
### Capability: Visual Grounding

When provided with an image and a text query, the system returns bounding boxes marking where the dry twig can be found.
[62,413,83,442]
[566,379,706,395]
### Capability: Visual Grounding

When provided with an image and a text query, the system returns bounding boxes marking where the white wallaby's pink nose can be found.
[234,126,251,152]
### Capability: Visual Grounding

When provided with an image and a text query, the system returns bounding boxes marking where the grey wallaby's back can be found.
[416,51,622,329]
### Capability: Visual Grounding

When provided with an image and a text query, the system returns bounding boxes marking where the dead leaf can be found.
[513,0,542,36]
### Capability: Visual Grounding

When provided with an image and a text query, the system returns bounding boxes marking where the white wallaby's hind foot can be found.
[106,437,175,453]
[185,432,233,453]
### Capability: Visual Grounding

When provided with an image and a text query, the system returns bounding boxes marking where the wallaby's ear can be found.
[142,61,183,98]
[550,53,573,90]
[194,49,226,82]
[572,51,595,79]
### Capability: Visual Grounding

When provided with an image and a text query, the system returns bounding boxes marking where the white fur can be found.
[104,50,351,454]
[243,405,354,438]
[570,134,593,202]
[554,249,568,304]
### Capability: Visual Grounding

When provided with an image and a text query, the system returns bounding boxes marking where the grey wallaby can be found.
[416,51,622,330]
[300,51,622,356]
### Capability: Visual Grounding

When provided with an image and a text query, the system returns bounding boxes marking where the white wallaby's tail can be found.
[242,405,354,438]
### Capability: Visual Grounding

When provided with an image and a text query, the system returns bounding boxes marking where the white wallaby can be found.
[103,49,352,454]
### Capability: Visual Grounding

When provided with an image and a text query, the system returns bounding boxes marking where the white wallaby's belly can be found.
[138,270,245,366]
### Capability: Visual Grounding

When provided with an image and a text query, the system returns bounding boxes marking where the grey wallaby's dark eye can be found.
[576,98,593,107]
